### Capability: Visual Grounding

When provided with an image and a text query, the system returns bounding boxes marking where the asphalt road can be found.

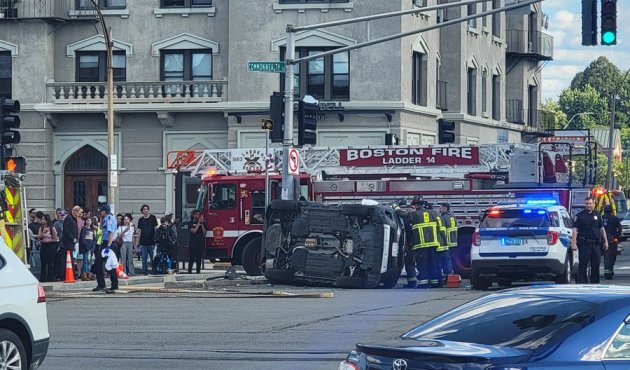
[41,251,630,370]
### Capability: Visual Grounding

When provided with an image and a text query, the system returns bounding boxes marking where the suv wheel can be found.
[554,256,572,284]
[0,328,27,370]
[471,273,491,291]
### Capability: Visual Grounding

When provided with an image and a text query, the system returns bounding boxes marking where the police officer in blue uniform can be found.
[93,205,119,293]
[572,196,608,284]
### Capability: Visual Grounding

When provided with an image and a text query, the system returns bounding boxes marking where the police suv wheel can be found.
[554,257,571,285]
[471,272,491,291]
[0,329,27,370]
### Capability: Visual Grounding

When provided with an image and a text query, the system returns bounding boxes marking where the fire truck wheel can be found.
[242,238,263,276]
[271,200,300,211]
[341,204,371,218]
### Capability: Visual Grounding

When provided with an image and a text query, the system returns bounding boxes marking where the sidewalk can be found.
[41,258,240,291]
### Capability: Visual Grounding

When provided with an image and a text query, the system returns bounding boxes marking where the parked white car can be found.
[0,239,49,369]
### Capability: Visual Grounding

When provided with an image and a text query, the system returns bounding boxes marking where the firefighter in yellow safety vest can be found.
[410,199,443,289]
[437,203,457,281]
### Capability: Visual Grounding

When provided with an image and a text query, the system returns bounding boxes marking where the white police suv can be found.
[470,199,578,290]
[0,239,49,369]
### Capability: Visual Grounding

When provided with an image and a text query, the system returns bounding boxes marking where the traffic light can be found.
[582,0,597,46]
[298,95,318,146]
[5,156,25,174]
[0,98,20,146]
[600,0,617,45]
[438,118,456,144]
[269,92,284,143]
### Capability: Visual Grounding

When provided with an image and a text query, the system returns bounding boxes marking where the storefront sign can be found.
[340,147,480,166]
[540,131,588,155]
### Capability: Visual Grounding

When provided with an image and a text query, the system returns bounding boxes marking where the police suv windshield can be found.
[481,209,550,229]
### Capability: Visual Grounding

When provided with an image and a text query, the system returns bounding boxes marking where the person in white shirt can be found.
[117,213,137,276]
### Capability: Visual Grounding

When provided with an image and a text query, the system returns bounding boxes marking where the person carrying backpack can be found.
[155,217,177,274]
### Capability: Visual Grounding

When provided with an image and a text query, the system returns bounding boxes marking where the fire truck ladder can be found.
[167,143,539,179]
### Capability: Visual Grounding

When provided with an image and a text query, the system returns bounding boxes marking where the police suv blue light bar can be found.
[525,199,558,206]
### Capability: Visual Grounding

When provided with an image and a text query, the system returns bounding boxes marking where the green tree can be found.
[540,99,567,130]
[571,56,622,100]
[558,85,609,128]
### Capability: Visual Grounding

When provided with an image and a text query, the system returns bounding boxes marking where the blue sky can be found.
[542,0,630,101]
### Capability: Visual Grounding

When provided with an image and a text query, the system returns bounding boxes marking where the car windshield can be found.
[624,213,630,221]
[480,209,550,228]
[403,295,598,350]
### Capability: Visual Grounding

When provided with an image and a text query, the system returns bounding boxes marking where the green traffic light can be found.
[602,31,616,44]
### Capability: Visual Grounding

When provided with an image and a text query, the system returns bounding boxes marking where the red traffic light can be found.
[5,156,25,173]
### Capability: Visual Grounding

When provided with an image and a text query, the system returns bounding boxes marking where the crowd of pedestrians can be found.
[28,203,205,292]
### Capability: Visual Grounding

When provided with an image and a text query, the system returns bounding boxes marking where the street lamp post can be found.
[89,1,116,211]
[561,112,593,130]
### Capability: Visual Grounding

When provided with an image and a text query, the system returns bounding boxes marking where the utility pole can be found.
[280,0,545,200]
[90,0,116,210]
[606,92,615,188]
[281,28,295,200]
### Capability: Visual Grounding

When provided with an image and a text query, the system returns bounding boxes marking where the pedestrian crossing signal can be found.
[5,156,25,174]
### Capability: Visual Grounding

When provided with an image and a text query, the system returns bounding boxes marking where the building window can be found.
[412,52,427,106]
[467,67,477,116]
[77,0,126,9]
[482,1,487,27]
[332,53,349,100]
[492,0,501,37]
[481,69,488,115]
[492,74,500,120]
[0,52,11,99]
[76,51,126,82]
[160,50,212,81]
[162,0,212,7]
[497,129,508,143]
[421,135,435,145]
[280,47,350,101]
[279,0,350,3]
[467,3,477,28]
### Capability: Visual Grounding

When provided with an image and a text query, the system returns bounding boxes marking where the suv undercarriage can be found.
[262,200,404,289]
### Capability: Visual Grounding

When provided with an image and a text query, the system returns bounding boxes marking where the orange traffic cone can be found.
[64,250,76,283]
[116,263,128,279]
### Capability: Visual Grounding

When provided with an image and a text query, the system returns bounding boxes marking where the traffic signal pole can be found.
[281,29,296,200]
[281,0,545,200]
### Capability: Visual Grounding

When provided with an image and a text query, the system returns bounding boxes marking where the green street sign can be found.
[248,61,286,73]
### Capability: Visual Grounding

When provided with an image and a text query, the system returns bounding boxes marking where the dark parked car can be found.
[262,200,404,289]
[339,285,630,369]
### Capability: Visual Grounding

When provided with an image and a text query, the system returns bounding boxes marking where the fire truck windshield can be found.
[196,185,207,211]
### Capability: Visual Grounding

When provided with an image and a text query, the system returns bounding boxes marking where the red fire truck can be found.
[168,142,603,277]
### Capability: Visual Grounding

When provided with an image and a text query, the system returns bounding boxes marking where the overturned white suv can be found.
[262,200,405,289]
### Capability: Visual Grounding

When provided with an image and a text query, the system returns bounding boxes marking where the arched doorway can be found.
[64,145,108,212]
